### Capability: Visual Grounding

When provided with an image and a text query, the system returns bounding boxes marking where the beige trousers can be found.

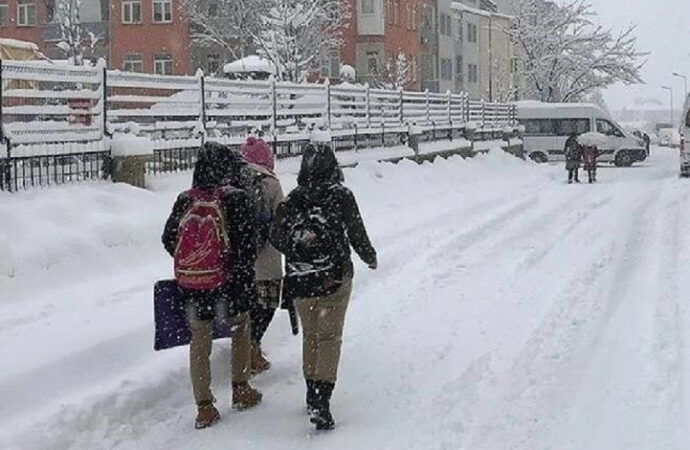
[296,279,353,383]
[189,312,251,406]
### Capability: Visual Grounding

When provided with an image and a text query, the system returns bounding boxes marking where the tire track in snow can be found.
[462,183,666,450]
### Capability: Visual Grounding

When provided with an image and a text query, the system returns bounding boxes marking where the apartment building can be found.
[109,0,190,75]
[353,0,424,90]
[452,0,515,101]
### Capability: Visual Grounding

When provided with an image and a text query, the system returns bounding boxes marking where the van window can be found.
[521,119,556,136]
[557,119,590,135]
[596,119,625,138]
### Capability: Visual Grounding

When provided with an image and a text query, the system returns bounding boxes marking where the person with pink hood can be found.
[240,134,285,374]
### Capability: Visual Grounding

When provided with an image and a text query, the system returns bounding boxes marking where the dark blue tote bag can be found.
[153,279,233,351]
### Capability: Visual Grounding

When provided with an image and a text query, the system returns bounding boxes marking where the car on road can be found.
[515,101,648,167]
[658,128,681,148]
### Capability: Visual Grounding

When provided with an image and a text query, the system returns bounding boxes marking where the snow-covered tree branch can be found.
[506,0,647,102]
[372,52,414,90]
[182,0,265,62]
[56,0,98,65]
[252,0,351,82]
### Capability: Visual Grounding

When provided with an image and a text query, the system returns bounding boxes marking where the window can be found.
[412,5,417,30]
[320,50,340,78]
[367,51,379,74]
[122,0,141,23]
[468,63,478,84]
[154,53,173,75]
[123,54,143,72]
[467,22,477,44]
[17,0,36,26]
[457,19,463,41]
[455,55,463,82]
[361,0,374,15]
[521,119,557,137]
[440,13,446,35]
[386,0,392,24]
[0,3,8,27]
[207,54,220,75]
[557,119,590,136]
[153,0,172,23]
[440,58,453,81]
[394,0,399,25]
[596,119,624,137]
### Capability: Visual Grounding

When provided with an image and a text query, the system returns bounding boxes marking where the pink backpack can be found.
[174,188,231,290]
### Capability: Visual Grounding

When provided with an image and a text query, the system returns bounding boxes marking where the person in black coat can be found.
[564,134,583,183]
[161,142,262,429]
[270,143,377,431]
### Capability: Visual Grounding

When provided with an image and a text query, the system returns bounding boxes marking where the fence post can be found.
[464,92,470,123]
[196,69,207,137]
[270,76,278,134]
[99,59,109,139]
[481,99,486,130]
[0,59,10,192]
[365,82,371,129]
[425,89,430,125]
[447,91,453,140]
[325,78,332,130]
[399,87,404,126]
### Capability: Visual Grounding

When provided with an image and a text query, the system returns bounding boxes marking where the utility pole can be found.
[662,86,674,124]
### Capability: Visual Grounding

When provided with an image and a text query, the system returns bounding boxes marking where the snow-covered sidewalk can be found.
[1,149,689,449]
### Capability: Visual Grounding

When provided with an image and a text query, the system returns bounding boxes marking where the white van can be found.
[680,96,690,177]
[515,101,647,166]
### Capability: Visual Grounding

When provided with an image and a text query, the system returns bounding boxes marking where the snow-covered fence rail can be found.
[0,60,519,191]
[0,59,105,149]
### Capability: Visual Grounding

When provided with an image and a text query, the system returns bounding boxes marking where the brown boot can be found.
[251,342,271,375]
[195,403,220,429]
[232,382,263,410]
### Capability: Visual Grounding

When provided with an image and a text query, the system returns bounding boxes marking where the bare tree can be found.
[253,0,351,82]
[182,0,265,63]
[506,0,646,102]
[56,0,98,65]
[372,52,414,90]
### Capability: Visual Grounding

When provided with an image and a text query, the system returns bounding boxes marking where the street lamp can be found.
[662,86,674,124]
[673,72,688,99]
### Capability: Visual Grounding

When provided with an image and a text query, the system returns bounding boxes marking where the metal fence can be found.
[0,59,518,191]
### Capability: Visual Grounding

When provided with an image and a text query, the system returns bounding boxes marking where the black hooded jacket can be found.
[270,144,377,301]
[162,142,257,320]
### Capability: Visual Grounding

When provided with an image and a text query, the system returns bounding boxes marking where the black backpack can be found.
[285,201,341,295]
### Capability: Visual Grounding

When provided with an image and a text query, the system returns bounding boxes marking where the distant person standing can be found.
[643,133,651,156]
[270,143,377,431]
[564,134,583,184]
[582,145,600,183]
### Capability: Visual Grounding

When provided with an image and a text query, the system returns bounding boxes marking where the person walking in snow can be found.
[240,135,285,375]
[270,143,377,431]
[564,133,583,184]
[582,145,600,183]
[162,142,262,429]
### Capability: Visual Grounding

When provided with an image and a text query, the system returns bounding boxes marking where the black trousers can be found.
[568,167,580,182]
[250,280,281,344]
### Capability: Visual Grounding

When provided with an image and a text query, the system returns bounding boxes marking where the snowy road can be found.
[1,148,689,449]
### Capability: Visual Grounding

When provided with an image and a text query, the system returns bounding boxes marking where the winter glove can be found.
[368,259,378,270]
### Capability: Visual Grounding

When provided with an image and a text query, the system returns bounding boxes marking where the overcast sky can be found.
[586,0,689,111]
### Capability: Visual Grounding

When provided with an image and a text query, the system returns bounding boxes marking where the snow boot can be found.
[306,379,317,415]
[195,402,220,430]
[251,341,271,375]
[309,381,335,431]
[232,382,263,410]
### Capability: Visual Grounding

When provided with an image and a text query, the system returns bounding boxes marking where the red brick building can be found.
[109,0,190,75]
[0,0,50,48]
[351,0,427,90]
